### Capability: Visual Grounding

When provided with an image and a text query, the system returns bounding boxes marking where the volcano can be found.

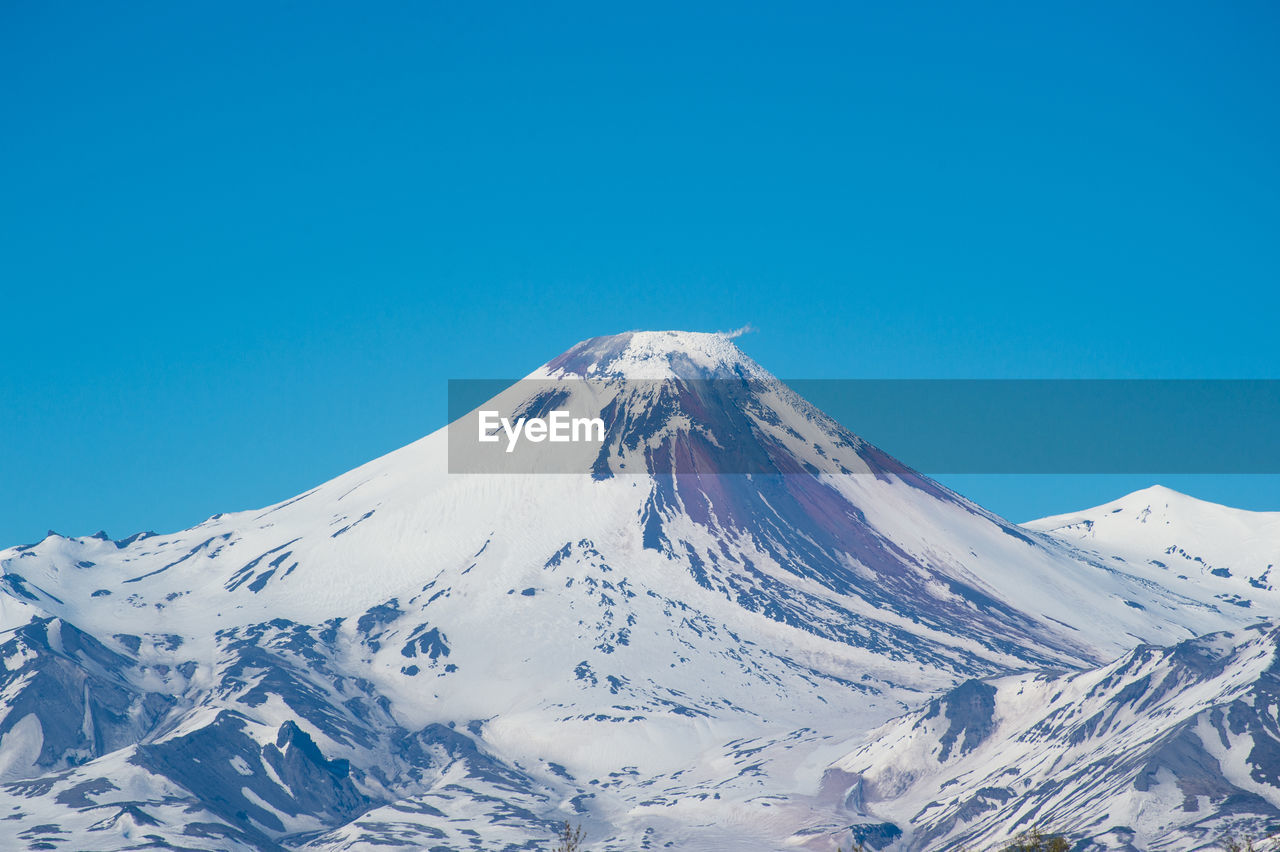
[0,330,1274,850]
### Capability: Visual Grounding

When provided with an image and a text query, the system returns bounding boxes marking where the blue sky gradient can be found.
[2,2,1277,544]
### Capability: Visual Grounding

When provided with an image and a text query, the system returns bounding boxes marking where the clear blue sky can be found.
[2,2,1277,545]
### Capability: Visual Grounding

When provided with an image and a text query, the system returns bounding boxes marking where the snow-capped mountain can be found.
[1027,486,1280,613]
[0,330,1274,850]
[829,622,1280,851]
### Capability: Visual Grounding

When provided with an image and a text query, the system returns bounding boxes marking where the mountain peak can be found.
[1116,483,1192,504]
[542,330,766,380]
[1032,484,1276,527]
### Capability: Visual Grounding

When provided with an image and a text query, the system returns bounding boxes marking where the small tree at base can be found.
[553,821,585,852]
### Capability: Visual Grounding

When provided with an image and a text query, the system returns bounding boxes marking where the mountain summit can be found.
[543,330,769,380]
[0,332,1274,850]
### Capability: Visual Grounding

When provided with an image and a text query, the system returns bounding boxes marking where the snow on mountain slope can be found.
[1027,486,1280,613]
[825,622,1280,851]
[0,330,1273,850]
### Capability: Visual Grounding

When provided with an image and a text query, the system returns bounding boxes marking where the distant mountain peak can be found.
[1028,484,1280,533]
[1113,483,1200,506]
[1122,483,1180,498]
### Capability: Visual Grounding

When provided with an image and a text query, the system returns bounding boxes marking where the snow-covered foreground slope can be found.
[0,331,1275,850]
[829,622,1280,851]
